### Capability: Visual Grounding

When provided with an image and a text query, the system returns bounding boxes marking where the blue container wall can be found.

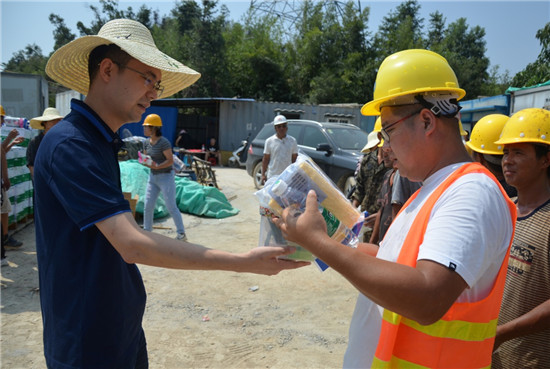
[119,106,179,145]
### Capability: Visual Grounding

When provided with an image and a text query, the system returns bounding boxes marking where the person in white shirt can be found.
[272,49,516,368]
[261,115,298,184]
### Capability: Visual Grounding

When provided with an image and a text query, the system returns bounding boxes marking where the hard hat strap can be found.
[415,95,462,118]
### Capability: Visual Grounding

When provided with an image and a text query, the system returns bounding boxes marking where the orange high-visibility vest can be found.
[372,163,516,369]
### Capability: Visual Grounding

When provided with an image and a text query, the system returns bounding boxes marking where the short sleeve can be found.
[48,138,129,230]
[263,137,272,155]
[158,137,171,152]
[418,174,513,293]
[292,137,298,154]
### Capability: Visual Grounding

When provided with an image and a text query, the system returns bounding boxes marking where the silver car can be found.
[245,120,368,194]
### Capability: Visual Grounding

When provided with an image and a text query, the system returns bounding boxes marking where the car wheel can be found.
[338,175,356,195]
[252,161,263,189]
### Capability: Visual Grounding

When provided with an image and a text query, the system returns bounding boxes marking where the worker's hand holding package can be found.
[255,154,363,271]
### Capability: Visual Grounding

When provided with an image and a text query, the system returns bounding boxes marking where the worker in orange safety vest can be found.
[272,49,516,368]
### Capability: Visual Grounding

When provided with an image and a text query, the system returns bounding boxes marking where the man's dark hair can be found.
[533,143,549,158]
[88,44,132,84]
[533,143,550,177]
[482,154,503,174]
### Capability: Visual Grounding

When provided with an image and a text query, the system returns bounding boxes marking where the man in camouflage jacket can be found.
[351,148,391,241]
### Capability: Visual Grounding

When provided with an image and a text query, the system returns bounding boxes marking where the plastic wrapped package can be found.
[256,182,316,262]
[137,151,153,166]
[255,154,364,271]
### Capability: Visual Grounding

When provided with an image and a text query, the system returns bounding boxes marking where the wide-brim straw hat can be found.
[361,130,381,153]
[46,19,201,98]
[30,107,64,129]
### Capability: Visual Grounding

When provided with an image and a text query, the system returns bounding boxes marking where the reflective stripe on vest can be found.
[373,162,516,369]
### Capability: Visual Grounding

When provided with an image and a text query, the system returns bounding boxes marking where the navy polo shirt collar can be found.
[70,99,122,149]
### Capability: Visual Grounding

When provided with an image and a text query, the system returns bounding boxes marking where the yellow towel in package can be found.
[296,159,361,229]
[266,156,363,248]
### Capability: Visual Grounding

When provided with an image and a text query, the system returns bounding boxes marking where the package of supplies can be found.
[137,151,153,166]
[255,154,364,271]
[256,186,317,263]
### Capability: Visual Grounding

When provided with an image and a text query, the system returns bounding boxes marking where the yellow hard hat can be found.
[142,113,163,127]
[373,117,382,133]
[458,120,468,136]
[495,108,550,146]
[361,49,466,116]
[466,114,509,155]
[0,105,5,116]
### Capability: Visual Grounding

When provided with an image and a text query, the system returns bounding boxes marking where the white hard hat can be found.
[361,131,381,153]
[273,115,288,125]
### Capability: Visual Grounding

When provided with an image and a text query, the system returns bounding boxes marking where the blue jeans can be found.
[143,170,185,235]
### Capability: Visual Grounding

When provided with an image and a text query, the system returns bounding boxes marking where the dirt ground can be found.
[1,167,359,368]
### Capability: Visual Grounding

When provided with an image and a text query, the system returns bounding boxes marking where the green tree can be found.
[480,65,512,97]
[372,0,424,63]
[2,44,47,74]
[286,1,371,104]
[166,0,231,97]
[426,11,446,51]
[510,22,550,87]
[49,14,76,52]
[224,12,291,101]
[76,0,155,36]
[439,18,489,99]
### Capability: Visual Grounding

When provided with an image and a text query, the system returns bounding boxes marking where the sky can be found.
[1,0,549,77]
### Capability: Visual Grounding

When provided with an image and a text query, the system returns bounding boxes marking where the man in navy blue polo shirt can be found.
[35,19,308,368]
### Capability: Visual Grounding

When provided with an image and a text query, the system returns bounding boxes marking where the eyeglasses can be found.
[275,124,288,129]
[380,109,423,144]
[114,62,165,98]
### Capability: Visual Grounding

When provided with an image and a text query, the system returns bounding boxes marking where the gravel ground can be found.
[1,167,358,368]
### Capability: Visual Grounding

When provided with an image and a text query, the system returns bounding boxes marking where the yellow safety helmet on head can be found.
[466,114,509,155]
[142,113,163,127]
[361,49,466,116]
[373,117,382,133]
[458,120,468,137]
[494,108,550,146]
[0,105,5,116]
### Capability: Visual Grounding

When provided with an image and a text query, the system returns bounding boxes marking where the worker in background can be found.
[368,141,397,245]
[261,115,298,185]
[141,113,188,241]
[466,114,517,198]
[1,105,24,261]
[273,49,516,368]
[27,107,64,178]
[351,117,390,241]
[205,137,223,166]
[492,108,550,368]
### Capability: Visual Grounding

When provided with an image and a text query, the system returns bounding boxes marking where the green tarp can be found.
[505,79,550,94]
[119,160,239,219]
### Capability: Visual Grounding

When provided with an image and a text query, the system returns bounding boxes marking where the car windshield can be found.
[256,125,275,140]
[325,127,368,150]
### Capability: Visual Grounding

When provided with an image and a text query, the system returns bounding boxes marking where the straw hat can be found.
[30,107,64,129]
[46,19,201,98]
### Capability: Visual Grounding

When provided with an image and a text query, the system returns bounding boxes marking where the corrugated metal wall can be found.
[219,100,375,152]
[0,72,48,119]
